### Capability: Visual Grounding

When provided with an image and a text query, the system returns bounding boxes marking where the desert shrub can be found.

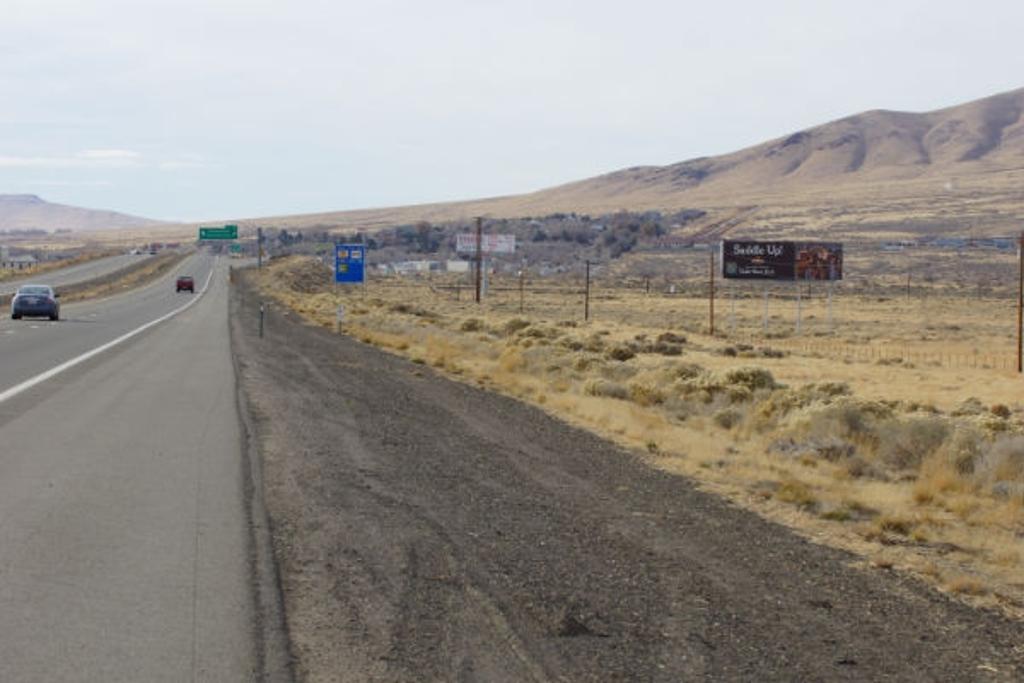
[719,366,777,392]
[656,332,687,345]
[502,318,532,336]
[796,399,887,447]
[460,317,484,332]
[725,385,753,404]
[671,363,704,381]
[606,344,636,362]
[599,362,639,382]
[572,354,602,372]
[770,436,855,462]
[843,454,885,479]
[968,412,1016,434]
[774,478,817,508]
[497,347,526,373]
[990,404,1012,419]
[648,341,683,356]
[583,334,606,353]
[518,324,559,340]
[951,397,986,417]
[935,426,985,475]
[975,436,1024,485]
[713,407,743,430]
[560,338,584,351]
[583,379,629,400]
[389,302,436,319]
[875,417,950,471]
[629,382,666,407]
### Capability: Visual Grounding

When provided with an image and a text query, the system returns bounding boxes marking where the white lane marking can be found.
[0,262,217,405]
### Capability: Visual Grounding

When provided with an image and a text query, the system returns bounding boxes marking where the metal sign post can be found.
[474,218,483,303]
[456,222,516,304]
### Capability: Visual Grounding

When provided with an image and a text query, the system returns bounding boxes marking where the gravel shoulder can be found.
[230,272,1023,682]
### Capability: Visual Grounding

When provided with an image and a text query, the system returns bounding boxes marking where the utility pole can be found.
[257,227,263,270]
[584,259,591,322]
[474,217,483,304]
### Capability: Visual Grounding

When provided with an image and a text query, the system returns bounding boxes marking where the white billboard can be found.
[456,233,516,254]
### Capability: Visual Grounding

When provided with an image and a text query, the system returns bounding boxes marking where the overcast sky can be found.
[2,0,1023,221]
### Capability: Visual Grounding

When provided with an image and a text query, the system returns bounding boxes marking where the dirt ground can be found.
[231,272,1024,682]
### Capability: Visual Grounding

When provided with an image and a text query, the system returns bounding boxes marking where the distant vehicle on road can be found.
[11,284,60,321]
[176,275,195,293]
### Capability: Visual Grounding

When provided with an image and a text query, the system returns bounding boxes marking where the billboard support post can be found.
[1017,232,1023,373]
[762,289,769,332]
[709,247,715,335]
[729,286,736,333]
[828,280,835,333]
[796,281,802,335]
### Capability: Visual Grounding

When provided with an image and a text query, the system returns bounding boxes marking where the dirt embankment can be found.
[230,270,1023,682]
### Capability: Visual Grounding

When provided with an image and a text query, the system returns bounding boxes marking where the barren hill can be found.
[248,87,1024,240]
[0,195,162,233]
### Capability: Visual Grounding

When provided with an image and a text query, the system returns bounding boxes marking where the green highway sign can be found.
[230,243,242,253]
[199,224,238,240]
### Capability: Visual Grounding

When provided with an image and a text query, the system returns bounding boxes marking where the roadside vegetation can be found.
[0,248,121,283]
[61,251,189,302]
[253,256,1024,617]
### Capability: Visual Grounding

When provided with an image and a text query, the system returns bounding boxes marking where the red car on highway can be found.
[176,275,195,293]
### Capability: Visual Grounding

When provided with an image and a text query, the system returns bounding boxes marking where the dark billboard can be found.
[722,240,796,279]
[722,240,842,281]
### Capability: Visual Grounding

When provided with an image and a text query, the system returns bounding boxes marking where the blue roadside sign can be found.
[335,244,366,284]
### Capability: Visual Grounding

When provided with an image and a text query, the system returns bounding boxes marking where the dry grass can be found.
[253,256,1024,617]
[62,252,188,303]
[0,249,121,283]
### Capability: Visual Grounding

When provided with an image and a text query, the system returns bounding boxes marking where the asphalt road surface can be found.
[1,252,155,296]
[0,254,261,681]
[232,271,1024,682]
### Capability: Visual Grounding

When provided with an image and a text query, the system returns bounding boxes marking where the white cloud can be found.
[158,158,206,171]
[76,149,140,160]
[0,149,142,168]
[28,179,114,187]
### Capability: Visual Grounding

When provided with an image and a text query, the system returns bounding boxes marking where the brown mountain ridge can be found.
[0,194,161,233]
[248,87,1024,240]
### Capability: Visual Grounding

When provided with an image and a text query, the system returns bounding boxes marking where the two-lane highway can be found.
[0,251,214,394]
[0,252,259,681]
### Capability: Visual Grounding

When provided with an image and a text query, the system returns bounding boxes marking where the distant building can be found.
[642,235,691,251]
[2,254,38,270]
[392,260,441,275]
[446,260,470,273]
